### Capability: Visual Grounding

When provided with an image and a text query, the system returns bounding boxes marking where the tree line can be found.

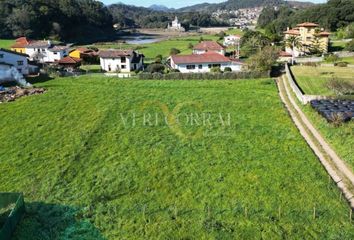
[0,1,228,42]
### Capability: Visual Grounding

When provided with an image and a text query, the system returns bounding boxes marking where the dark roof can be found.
[99,50,134,58]
[171,52,233,64]
[0,62,13,66]
[48,45,69,52]
[0,48,29,57]
[193,41,225,51]
[26,41,52,48]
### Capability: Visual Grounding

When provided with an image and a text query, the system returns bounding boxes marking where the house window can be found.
[54,52,58,55]
[108,65,111,71]
[17,61,24,66]
[0,54,3,58]
[17,69,22,73]
[121,65,126,69]
[121,57,126,63]
[186,65,195,69]
[198,65,203,69]
[212,64,221,68]
[208,64,212,69]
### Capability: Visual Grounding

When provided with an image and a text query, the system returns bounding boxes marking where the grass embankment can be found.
[291,65,354,96]
[0,76,353,239]
[0,39,14,49]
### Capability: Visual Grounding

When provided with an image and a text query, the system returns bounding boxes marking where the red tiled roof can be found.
[99,50,134,58]
[58,56,82,64]
[171,52,232,64]
[296,22,319,27]
[193,41,225,51]
[11,37,32,48]
[284,29,300,35]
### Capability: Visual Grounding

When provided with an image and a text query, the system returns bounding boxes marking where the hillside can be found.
[178,0,312,12]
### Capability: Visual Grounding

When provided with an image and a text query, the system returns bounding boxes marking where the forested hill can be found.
[178,0,314,12]
[258,0,354,33]
[0,0,113,42]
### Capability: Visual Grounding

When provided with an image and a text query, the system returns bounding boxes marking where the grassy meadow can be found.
[0,76,353,239]
[0,39,14,49]
[291,65,354,96]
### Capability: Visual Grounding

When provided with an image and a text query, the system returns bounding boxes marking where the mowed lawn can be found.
[87,34,220,62]
[0,76,354,239]
[291,65,354,96]
[0,39,14,49]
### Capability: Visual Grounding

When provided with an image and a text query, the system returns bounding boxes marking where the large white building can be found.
[169,52,242,73]
[99,50,144,73]
[25,41,70,63]
[167,16,185,32]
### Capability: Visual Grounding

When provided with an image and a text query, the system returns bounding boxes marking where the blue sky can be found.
[102,0,326,8]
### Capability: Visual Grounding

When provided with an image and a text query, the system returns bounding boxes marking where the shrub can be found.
[326,78,354,95]
[188,43,194,49]
[170,48,181,55]
[344,40,354,52]
[224,67,232,72]
[146,63,165,73]
[330,112,346,127]
[324,54,339,63]
[335,62,348,67]
[210,67,222,73]
[247,46,279,72]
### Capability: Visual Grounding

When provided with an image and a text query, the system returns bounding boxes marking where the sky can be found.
[101,0,326,9]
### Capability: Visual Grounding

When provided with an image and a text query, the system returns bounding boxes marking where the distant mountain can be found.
[149,4,175,12]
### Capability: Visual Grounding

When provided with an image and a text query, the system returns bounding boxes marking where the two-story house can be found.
[99,50,144,73]
[25,41,69,63]
[284,22,330,57]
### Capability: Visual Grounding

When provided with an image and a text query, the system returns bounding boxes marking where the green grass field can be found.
[0,39,14,49]
[88,34,220,62]
[0,76,353,239]
[291,66,354,96]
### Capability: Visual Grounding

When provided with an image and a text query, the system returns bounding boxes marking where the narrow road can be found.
[277,75,354,209]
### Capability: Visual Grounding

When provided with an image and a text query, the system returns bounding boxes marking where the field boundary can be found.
[285,64,327,104]
[278,75,354,209]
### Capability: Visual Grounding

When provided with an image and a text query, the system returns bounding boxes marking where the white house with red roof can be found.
[169,52,242,73]
[99,50,144,73]
[193,41,226,55]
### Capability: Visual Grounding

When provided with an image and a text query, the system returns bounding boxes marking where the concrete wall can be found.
[285,64,328,105]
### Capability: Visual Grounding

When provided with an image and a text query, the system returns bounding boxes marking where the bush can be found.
[224,67,232,72]
[170,48,181,55]
[210,67,222,73]
[324,54,339,63]
[138,71,270,80]
[334,62,348,67]
[326,78,354,96]
[146,63,165,73]
[344,40,354,52]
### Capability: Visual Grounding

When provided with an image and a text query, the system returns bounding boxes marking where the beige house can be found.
[284,22,330,57]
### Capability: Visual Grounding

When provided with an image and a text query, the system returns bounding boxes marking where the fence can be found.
[284,64,327,105]
[0,193,25,240]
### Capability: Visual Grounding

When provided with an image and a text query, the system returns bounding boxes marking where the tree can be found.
[146,63,165,73]
[247,46,279,72]
[188,43,194,49]
[285,36,302,64]
[345,40,354,52]
[170,48,181,55]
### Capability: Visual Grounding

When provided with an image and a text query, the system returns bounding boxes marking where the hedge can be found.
[138,71,270,80]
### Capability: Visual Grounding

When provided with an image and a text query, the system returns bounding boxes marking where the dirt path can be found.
[277,75,354,208]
